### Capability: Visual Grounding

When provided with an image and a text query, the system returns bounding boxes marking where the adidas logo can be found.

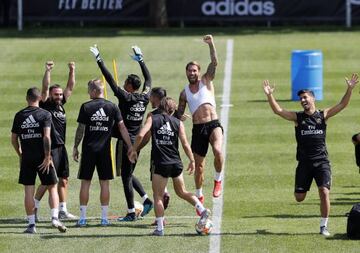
[21,115,40,129]
[90,108,109,121]
[130,102,146,112]
[157,122,174,136]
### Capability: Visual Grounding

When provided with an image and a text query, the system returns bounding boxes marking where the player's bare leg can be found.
[209,127,224,197]
[194,154,206,213]
[318,187,330,236]
[48,184,66,232]
[99,180,110,226]
[294,192,307,202]
[152,174,167,236]
[24,185,36,233]
[77,180,91,227]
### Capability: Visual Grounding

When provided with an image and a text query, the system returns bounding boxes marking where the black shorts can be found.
[153,163,183,178]
[295,159,332,193]
[19,156,58,186]
[51,145,69,178]
[78,147,114,180]
[116,140,138,178]
[191,120,223,157]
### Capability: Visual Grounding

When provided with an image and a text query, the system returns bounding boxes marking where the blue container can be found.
[291,50,323,101]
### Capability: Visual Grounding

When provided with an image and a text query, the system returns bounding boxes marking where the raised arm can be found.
[202,35,218,84]
[263,80,297,122]
[63,62,76,100]
[131,46,152,94]
[175,89,187,120]
[73,123,85,162]
[90,45,120,94]
[41,61,54,102]
[324,73,359,120]
[178,121,195,175]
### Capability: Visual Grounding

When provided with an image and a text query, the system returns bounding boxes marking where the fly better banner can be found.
[22,0,360,23]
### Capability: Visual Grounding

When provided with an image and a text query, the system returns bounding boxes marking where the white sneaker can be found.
[59,211,77,220]
[52,217,67,233]
[320,226,330,236]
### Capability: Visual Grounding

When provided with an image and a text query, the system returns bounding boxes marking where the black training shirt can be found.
[11,106,52,158]
[151,113,181,166]
[39,97,66,147]
[77,98,122,152]
[97,59,151,139]
[295,110,328,161]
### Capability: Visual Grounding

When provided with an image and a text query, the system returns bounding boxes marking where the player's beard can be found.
[188,75,198,84]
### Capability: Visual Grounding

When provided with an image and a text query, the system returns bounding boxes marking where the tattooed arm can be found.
[73,123,85,162]
[202,35,218,85]
[38,126,54,174]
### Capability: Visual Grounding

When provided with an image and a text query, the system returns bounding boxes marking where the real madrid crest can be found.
[315,117,322,124]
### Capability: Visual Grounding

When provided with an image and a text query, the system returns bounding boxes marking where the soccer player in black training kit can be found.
[351,133,360,173]
[129,97,211,236]
[73,79,132,227]
[263,74,359,236]
[11,87,67,234]
[34,61,76,220]
[90,45,153,221]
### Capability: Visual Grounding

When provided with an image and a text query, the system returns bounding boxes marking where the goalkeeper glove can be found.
[131,45,143,62]
[90,45,102,61]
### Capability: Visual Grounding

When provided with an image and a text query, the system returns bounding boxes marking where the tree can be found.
[149,0,168,27]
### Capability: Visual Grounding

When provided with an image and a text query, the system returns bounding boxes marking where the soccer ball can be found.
[195,218,213,235]
[134,201,144,217]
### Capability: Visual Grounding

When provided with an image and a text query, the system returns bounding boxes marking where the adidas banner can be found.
[18,0,360,24]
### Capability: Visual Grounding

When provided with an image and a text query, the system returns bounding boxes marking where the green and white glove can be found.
[131,45,143,62]
[90,44,101,61]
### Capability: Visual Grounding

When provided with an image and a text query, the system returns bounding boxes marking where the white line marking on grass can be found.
[209,39,234,253]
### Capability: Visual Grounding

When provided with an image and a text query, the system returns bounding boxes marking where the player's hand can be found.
[180,113,191,122]
[73,147,79,162]
[90,44,101,61]
[203,35,214,45]
[345,73,359,90]
[187,160,195,175]
[263,80,275,95]
[128,150,138,163]
[131,45,143,62]
[45,61,54,71]
[68,61,75,71]
[38,156,53,174]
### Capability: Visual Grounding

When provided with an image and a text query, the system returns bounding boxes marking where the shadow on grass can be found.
[242,214,345,219]
[40,232,199,239]
[325,233,358,241]
[247,99,294,103]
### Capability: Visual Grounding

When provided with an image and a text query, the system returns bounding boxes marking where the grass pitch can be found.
[0,27,360,253]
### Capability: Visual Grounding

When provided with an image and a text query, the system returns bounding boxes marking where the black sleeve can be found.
[355,144,360,167]
[139,61,151,94]
[97,60,122,97]
[11,113,20,134]
[77,104,88,125]
[43,111,52,128]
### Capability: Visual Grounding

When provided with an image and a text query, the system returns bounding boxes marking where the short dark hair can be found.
[49,84,62,93]
[151,87,167,100]
[186,61,201,71]
[26,87,41,102]
[126,74,141,90]
[352,133,360,143]
[297,89,315,97]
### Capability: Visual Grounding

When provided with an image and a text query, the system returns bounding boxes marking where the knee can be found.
[294,193,306,202]
[59,178,68,187]
[318,187,329,197]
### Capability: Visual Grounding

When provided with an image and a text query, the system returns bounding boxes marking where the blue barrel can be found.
[291,50,323,101]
